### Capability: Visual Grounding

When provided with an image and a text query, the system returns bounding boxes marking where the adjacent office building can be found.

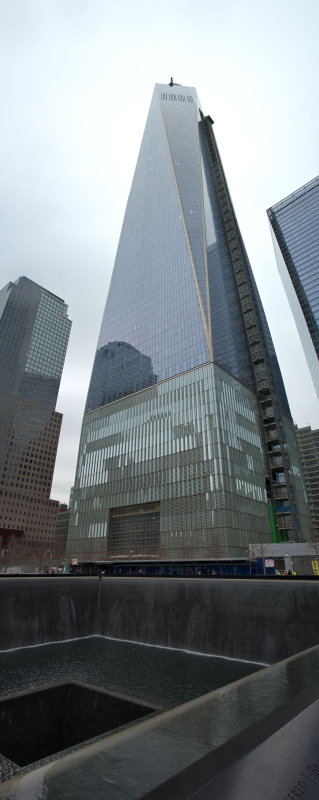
[295,426,319,541]
[267,176,319,397]
[67,82,310,562]
[0,277,71,553]
[53,503,71,560]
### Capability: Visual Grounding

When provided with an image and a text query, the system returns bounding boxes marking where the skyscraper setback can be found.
[67,82,310,561]
[0,277,71,553]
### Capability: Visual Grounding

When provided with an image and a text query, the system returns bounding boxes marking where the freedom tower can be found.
[67,82,310,561]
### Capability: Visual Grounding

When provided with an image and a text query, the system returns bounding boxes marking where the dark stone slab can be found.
[142,680,319,799]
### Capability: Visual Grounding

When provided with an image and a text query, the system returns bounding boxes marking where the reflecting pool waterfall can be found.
[1,577,319,663]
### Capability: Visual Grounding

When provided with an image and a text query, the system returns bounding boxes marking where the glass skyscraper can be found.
[267,176,319,398]
[0,276,71,553]
[67,82,310,561]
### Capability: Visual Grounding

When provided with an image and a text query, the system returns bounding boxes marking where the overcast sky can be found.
[1,0,318,504]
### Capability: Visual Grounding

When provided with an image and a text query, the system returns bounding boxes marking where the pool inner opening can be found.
[0,681,156,767]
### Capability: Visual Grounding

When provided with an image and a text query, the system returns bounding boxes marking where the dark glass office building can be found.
[67,83,310,561]
[0,277,71,553]
[267,176,319,398]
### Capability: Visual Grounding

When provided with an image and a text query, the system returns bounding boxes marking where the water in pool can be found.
[0,635,262,708]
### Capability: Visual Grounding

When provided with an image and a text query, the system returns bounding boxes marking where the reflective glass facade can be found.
[68,363,272,560]
[0,277,71,408]
[267,176,319,397]
[86,84,260,413]
[87,87,209,411]
[86,85,291,418]
[68,83,311,558]
[0,277,72,547]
